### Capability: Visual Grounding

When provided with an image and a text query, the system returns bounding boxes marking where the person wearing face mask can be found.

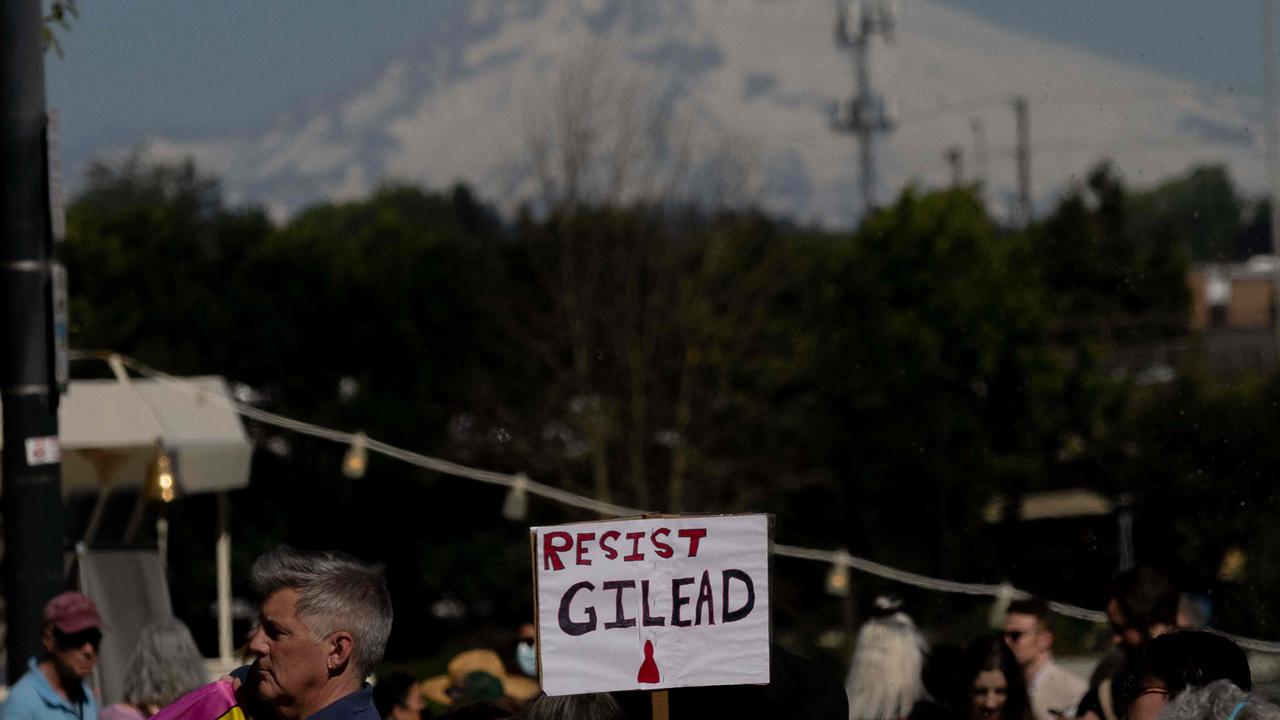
[1,592,104,720]
[512,624,537,681]
[953,636,1033,720]
[371,674,428,720]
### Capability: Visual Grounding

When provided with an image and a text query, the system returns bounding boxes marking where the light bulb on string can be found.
[988,581,1016,629]
[503,473,529,522]
[343,432,368,479]
[825,549,851,597]
[145,439,178,503]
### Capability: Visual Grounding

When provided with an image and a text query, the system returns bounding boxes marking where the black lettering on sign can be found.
[695,569,715,625]
[671,577,695,627]
[722,569,755,623]
[558,581,597,636]
[602,580,637,629]
[641,580,665,626]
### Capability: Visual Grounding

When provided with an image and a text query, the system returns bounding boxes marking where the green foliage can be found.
[1131,165,1245,263]
[62,157,255,372]
[815,188,1070,580]
[59,155,1280,663]
[1123,370,1280,636]
[1033,163,1191,339]
[43,0,79,57]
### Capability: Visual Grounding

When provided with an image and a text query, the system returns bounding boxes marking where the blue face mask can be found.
[516,640,537,677]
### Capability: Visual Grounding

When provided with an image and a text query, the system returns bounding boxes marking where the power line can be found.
[68,350,1280,654]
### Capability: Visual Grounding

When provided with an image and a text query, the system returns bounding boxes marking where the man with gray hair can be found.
[240,546,392,720]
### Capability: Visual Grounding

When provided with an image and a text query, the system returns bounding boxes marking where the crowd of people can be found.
[0,550,1273,720]
[842,568,1274,720]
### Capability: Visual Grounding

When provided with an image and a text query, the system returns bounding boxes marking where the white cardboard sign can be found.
[532,514,771,696]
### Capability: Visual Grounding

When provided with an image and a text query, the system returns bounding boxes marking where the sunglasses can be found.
[1003,630,1033,642]
[55,628,102,650]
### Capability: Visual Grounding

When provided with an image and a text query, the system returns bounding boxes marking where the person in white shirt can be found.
[1004,598,1087,720]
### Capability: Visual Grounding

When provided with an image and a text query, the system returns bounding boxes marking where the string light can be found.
[145,440,177,503]
[342,432,368,479]
[71,351,1280,655]
[988,581,1016,629]
[503,473,530,521]
[825,549,852,597]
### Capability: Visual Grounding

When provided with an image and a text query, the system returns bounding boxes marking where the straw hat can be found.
[420,649,539,707]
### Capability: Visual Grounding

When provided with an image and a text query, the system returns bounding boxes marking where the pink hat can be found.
[42,592,102,634]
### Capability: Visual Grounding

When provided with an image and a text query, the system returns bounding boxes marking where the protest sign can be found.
[531,514,771,696]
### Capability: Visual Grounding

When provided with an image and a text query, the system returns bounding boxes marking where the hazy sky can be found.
[43,0,1275,161]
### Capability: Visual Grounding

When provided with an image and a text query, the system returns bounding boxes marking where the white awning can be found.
[1,376,253,496]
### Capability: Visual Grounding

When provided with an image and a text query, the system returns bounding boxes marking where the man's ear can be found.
[327,631,355,676]
[42,626,55,654]
[1038,628,1054,653]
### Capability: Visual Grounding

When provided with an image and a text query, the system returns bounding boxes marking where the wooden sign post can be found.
[530,514,771,714]
[652,689,669,720]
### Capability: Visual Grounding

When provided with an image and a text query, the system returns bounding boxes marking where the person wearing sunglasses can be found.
[1,591,104,720]
[1003,599,1086,720]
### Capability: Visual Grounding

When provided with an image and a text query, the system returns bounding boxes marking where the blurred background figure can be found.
[2,592,103,720]
[1157,679,1279,720]
[101,618,207,720]
[1125,631,1252,720]
[954,635,1032,720]
[1176,594,1212,630]
[1078,568,1179,720]
[525,693,624,720]
[422,650,537,716]
[1003,598,1086,720]
[846,596,927,720]
[372,672,428,720]
[511,624,537,681]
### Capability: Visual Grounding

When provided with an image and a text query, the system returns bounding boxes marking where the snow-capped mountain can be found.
[130,0,1265,227]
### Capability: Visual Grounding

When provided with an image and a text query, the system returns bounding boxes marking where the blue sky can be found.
[43,1,1275,161]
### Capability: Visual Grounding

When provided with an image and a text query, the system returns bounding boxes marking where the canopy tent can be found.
[0,374,251,673]
[1,376,253,497]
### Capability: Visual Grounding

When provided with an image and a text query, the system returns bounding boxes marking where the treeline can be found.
[59,156,1280,664]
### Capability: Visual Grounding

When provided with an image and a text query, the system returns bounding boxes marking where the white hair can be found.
[846,612,927,720]
[251,546,393,678]
[1160,680,1280,720]
[122,618,207,709]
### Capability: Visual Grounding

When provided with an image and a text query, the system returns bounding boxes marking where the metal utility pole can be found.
[2,0,66,682]
[834,0,897,218]
[970,117,988,191]
[1013,96,1032,227]
[945,146,964,188]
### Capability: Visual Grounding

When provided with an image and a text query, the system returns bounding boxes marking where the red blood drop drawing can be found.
[637,639,660,683]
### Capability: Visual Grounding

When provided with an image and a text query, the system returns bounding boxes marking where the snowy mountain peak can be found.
[134,0,1264,226]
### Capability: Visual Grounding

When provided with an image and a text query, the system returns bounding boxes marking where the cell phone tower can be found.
[833,0,897,219]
